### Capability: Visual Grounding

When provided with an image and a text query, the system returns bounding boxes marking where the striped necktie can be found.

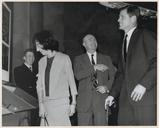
[91,54,98,88]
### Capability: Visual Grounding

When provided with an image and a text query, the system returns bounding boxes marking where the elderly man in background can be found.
[74,34,116,125]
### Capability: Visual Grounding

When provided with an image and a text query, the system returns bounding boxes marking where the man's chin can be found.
[119,26,122,29]
[118,25,121,29]
[119,26,124,31]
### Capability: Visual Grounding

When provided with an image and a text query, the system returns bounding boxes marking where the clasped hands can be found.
[39,103,76,118]
[93,64,109,94]
[96,86,109,94]
[94,64,108,72]
[105,84,146,109]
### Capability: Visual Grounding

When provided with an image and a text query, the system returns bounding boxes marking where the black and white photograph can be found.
[1,1,157,126]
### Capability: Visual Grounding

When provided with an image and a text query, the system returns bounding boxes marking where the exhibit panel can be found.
[2,82,38,126]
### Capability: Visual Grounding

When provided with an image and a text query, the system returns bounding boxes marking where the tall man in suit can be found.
[14,49,40,126]
[74,34,116,125]
[105,5,157,125]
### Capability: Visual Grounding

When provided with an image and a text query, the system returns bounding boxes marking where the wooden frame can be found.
[2,2,11,81]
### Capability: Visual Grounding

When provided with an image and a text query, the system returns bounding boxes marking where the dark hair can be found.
[42,38,59,51]
[23,48,34,56]
[33,30,59,51]
[32,30,53,44]
[121,5,141,21]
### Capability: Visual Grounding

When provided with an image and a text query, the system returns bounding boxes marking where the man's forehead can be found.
[120,9,127,15]
[84,34,95,40]
[25,51,34,56]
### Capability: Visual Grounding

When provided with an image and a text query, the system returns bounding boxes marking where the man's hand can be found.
[69,104,76,116]
[131,84,146,102]
[96,86,109,94]
[94,64,108,72]
[39,103,47,117]
[105,96,114,109]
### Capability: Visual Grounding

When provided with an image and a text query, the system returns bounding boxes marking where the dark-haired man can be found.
[14,49,39,126]
[105,5,157,125]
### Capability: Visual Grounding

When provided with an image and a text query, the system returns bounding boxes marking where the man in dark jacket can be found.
[14,49,40,126]
[105,5,156,125]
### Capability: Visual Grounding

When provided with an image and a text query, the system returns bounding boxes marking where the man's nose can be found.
[117,17,120,22]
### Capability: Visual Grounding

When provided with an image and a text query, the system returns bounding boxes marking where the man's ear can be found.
[95,41,98,48]
[131,15,137,23]
[82,42,85,47]
[23,56,26,61]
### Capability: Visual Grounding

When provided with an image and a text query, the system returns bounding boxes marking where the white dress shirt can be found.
[125,27,136,52]
[87,51,97,65]
[24,63,32,71]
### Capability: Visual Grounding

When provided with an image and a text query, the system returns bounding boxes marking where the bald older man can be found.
[74,34,116,125]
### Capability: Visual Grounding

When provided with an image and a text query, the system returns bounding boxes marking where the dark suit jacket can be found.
[110,28,157,107]
[14,64,38,98]
[74,53,116,112]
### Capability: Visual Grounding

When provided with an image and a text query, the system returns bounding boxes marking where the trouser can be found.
[78,111,108,126]
[30,108,40,126]
[78,91,108,126]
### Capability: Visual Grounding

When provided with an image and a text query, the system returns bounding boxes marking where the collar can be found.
[87,51,97,64]
[47,50,57,58]
[126,27,136,38]
[87,51,97,57]
[24,63,32,69]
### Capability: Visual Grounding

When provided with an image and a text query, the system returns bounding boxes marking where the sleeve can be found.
[73,56,95,81]
[105,56,116,91]
[139,30,157,90]
[66,56,78,96]
[109,56,124,98]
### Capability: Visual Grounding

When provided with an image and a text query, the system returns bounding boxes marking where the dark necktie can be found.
[91,54,95,65]
[91,54,98,88]
[123,34,128,62]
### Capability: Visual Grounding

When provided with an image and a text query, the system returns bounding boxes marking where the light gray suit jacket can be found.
[36,52,77,101]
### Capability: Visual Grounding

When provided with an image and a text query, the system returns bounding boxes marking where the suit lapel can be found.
[121,28,139,68]
[42,57,47,88]
[50,52,58,81]
[127,28,138,55]
[122,37,126,66]
[83,53,92,67]
[22,64,32,72]
[97,53,102,64]
[127,29,139,65]
[22,64,29,71]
